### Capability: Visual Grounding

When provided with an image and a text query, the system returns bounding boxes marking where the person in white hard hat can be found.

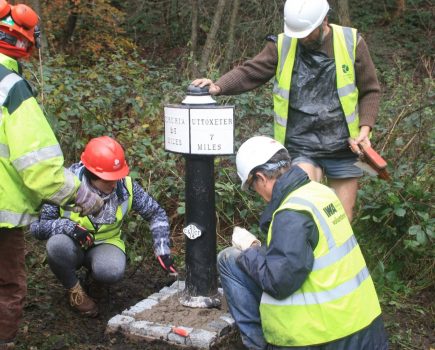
[218,135,388,349]
[192,0,381,222]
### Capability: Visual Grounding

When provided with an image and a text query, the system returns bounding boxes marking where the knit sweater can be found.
[215,26,380,129]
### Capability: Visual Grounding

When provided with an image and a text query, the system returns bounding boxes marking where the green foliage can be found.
[24,0,432,304]
[352,0,433,74]
[214,162,265,247]
[25,52,173,162]
[125,1,192,50]
[353,58,434,294]
[42,0,135,63]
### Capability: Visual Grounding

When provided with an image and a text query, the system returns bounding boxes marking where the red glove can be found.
[157,255,177,274]
[69,224,94,249]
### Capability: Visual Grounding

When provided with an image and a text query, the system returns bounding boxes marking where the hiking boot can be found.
[68,281,99,317]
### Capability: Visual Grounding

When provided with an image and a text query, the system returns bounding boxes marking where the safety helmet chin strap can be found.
[34,25,41,48]
[0,26,45,108]
[0,25,46,106]
[0,29,17,45]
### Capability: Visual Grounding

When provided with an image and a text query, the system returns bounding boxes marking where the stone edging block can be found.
[107,280,235,349]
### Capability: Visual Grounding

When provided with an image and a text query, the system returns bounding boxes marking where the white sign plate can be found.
[164,105,234,155]
[164,107,190,153]
[183,224,202,240]
[189,108,234,155]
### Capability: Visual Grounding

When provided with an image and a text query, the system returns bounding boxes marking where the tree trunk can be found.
[391,0,405,19]
[333,0,352,26]
[221,0,240,72]
[28,0,48,52]
[199,0,227,74]
[169,0,179,45]
[190,0,200,76]
[62,0,79,48]
[28,0,41,14]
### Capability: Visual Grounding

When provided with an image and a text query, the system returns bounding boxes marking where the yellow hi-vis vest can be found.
[273,24,360,145]
[0,53,79,228]
[260,181,381,346]
[60,177,133,252]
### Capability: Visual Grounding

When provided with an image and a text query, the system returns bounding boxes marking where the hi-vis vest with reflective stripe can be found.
[60,177,133,252]
[260,181,381,346]
[0,53,79,228]
[273,24,360,145]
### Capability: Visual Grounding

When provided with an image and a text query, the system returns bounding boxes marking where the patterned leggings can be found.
[46,234,126,289]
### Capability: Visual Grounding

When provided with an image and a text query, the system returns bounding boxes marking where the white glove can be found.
[232,226,261,251]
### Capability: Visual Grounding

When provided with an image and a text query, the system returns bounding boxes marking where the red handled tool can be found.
[349,139,391,181]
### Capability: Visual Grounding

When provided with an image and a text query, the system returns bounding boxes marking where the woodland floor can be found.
[12,240,434,350]
[15,239,246,350]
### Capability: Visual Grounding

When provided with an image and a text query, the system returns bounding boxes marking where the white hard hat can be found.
[283,0,330,38]
[236,136,286,191]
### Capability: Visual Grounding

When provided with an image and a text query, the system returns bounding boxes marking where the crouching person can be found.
[30,136,176,317]
[218,136,388,350]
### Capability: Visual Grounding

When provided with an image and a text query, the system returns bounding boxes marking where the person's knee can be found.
[217,247,240,273]
[328,177,358,221]
[46,234,76,260]
[296,163,323,181]
[92,263,125,285]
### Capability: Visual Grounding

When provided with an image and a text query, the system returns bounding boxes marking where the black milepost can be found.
[183,85,218,304]
[164,84,234,308]
[184,153,218,298]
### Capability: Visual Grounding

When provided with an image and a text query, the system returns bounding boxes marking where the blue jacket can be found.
[237,165,388,349]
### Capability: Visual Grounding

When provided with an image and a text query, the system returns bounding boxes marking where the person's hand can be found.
[353,126,371,147]
[68,224,94,249]
[157,254,177,274]
[232,226,261,251]
[74,183,104,217]
[191,78,221,95]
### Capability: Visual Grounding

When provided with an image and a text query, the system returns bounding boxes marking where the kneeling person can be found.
[218,136,388,349]
[30,136,176,317]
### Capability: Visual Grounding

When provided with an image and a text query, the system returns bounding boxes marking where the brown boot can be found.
[68,281,98,317]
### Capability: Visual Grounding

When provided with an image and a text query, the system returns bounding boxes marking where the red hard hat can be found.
[81,136,129,181]
[0,1,38,45]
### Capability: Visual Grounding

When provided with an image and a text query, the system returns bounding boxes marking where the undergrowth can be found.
[25,49,433,295]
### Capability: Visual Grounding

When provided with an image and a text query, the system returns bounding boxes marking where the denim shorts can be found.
[292,156,363,179]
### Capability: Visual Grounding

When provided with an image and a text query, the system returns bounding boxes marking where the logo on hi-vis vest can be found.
[323,203,337,217]
[342,64,350,74]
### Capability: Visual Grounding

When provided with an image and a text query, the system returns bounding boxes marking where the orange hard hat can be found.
[0,0,39,45]
[81,136,130,181]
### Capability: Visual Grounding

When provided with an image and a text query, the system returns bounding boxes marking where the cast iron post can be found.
[184,153,217,301]
[164,85,234,308]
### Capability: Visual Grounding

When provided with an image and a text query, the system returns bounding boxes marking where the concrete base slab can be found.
[106,280,236,349]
